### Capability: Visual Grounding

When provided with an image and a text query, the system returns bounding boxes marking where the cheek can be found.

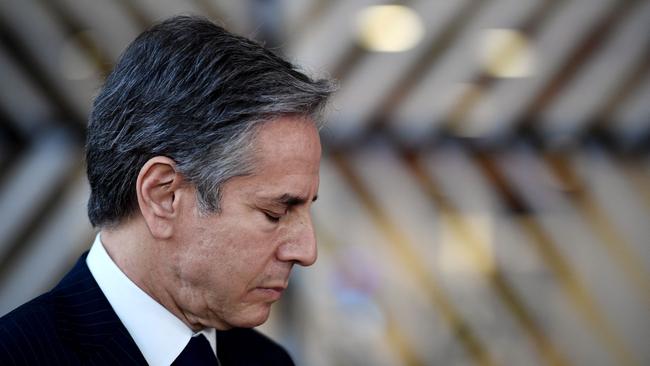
[179,209,282,286]
[174,220,228,282]
[192,221,271,278]
[220,230,277,276]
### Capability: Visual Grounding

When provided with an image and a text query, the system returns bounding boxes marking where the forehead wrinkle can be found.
[250,119,321,167]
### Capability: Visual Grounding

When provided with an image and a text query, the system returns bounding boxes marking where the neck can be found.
[99,220,204,331]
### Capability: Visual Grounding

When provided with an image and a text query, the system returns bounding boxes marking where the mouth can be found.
[254,287,285,301]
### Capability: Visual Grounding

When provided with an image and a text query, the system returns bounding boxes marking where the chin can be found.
[230,303,272,328]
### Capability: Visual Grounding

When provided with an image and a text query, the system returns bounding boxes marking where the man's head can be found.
[85,16,334,330]
[86,15,333,228]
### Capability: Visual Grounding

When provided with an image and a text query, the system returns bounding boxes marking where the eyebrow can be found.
[275,193,318,207]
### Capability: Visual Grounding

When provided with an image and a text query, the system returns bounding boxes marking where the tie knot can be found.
[172,334,219,365]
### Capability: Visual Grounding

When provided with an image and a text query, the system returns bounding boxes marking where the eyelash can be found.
[263,211,282,223]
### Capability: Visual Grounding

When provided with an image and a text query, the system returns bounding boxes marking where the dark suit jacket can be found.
[0,253,295,365]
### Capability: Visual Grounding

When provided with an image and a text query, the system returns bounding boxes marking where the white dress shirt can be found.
[86,233,217,366]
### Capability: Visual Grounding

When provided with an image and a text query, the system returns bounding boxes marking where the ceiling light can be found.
[481,28,534,78]
[356,5,424,53]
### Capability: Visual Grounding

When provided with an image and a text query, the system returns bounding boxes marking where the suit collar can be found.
[51,253,147,365]
[87,234,211,365]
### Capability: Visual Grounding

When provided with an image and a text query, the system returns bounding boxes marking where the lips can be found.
[254,286,285,301]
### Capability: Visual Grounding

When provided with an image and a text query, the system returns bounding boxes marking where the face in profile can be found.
[171,116,321,330]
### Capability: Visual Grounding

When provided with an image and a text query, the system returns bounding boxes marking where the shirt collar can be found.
[86,233,216,366]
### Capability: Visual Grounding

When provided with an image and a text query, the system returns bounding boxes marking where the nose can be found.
[277,213,317,266]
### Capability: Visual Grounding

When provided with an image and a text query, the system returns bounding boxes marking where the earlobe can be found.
[136,156,181,239]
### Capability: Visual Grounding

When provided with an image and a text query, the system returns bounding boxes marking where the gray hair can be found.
[85,15,335,227]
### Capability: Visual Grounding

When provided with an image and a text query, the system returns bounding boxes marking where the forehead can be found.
[217,116,321,209]
[250,116,322,174]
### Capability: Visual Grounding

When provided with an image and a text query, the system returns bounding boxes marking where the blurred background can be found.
[0,0,649,365]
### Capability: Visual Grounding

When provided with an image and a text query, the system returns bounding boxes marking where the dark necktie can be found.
[172,334,220,365]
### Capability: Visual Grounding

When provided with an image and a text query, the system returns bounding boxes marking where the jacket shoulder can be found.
[0,292,69,365]
[217,327,295,365]
[0,253,147,366]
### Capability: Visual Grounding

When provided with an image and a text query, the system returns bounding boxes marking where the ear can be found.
[136,156,183,239]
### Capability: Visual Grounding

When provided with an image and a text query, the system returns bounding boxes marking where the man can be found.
[0,16,334,365]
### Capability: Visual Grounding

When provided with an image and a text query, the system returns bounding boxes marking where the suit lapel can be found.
[52,253,148,365]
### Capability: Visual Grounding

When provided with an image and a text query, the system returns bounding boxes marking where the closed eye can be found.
[263,210,282,223]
